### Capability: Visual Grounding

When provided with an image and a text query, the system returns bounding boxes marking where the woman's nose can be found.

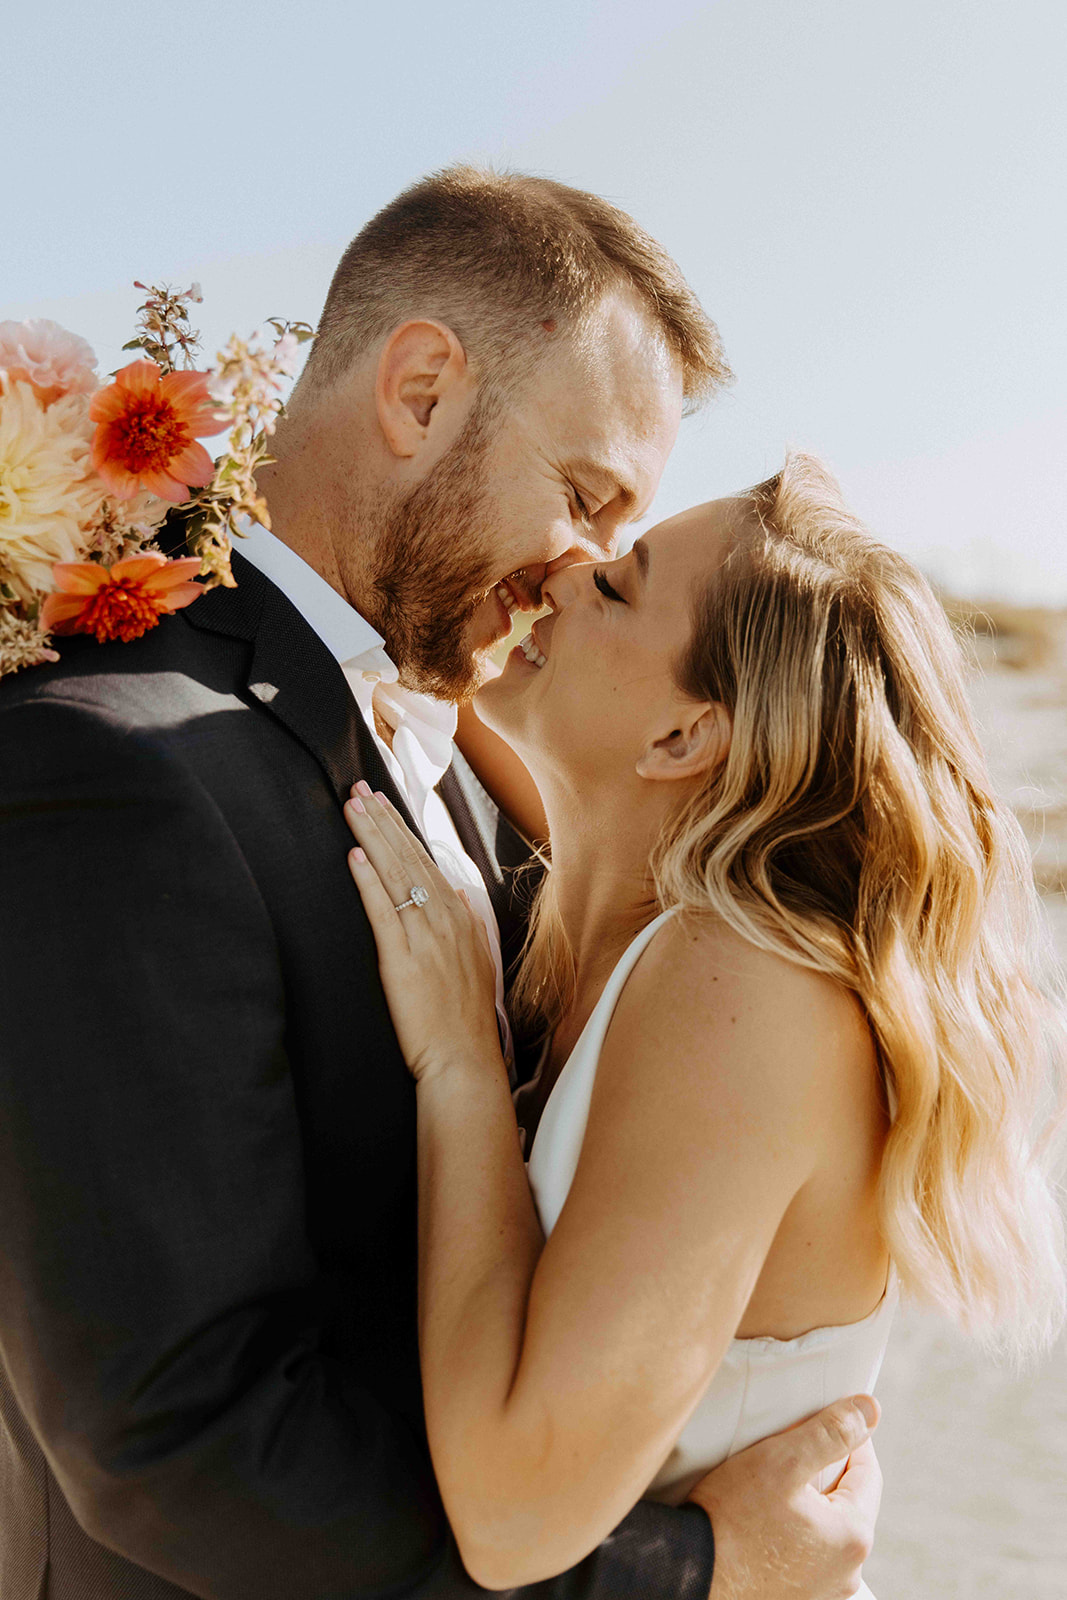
[541,560,596,612]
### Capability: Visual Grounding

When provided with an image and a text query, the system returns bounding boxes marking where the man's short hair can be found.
[301,165,731,409]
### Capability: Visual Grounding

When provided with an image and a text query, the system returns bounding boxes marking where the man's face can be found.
[367,292,684,701]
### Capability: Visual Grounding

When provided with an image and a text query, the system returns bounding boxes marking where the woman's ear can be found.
[375,319,472,459]
[635,701,732,784]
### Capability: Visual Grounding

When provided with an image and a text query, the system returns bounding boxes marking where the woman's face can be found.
[476,497,738,794]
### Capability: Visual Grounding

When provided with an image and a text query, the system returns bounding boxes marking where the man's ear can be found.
[375,320,472,459]
[635,701,732,784]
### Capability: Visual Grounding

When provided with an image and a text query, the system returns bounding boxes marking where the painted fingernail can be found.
[356,780,372,797]
[351,847,366,863]
[347,797,365,814]
[853,1395,879,1430]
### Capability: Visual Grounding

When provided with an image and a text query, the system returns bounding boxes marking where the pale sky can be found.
[4,0,1064,600]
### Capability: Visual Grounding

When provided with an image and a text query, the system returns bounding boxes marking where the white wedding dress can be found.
[525,908,894,1599]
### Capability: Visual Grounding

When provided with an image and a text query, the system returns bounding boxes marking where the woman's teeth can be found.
[519,632,547,669]
[495,581,519,617]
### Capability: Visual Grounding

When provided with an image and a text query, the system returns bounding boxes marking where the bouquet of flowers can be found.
[0,284,313,679]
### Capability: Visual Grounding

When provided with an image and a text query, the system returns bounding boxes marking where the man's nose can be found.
[545,527,618,578]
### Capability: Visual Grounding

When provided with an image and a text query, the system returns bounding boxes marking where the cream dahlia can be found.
[0,381,107,603]
[0,319,99,407]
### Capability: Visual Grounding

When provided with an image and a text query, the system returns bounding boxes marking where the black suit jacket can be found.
[0,554,714,1599]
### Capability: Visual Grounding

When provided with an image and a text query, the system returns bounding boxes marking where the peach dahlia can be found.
[42,553,204,644]
[89,360,227,504]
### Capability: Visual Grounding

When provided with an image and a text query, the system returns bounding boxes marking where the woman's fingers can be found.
[459,889,494,961]
[344,785,452,934]
[346,801,423,922]
[354,784,446,887]
[343,788,504,1084]
[347,845,411,960]
[347,780,454,921]
[344,793,401,878]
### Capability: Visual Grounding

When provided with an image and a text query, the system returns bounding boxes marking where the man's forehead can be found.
[527,306,683,510]
[559,376,681,511]
[590,292,681,395]
[542,288,680,401]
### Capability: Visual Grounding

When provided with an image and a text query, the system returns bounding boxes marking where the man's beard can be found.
[365,405,504,702]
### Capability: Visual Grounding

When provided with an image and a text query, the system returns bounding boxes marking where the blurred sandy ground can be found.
[864,605,1067,1598]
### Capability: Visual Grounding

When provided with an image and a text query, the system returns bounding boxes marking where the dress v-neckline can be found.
[523,907,679,1162]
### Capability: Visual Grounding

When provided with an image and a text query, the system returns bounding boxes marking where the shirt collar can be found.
[235,518,396,676]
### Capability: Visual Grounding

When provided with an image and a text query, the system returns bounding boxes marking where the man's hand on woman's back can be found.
[687,1395,882,1600]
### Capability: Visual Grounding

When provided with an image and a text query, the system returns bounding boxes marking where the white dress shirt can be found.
[236,520,513,1071]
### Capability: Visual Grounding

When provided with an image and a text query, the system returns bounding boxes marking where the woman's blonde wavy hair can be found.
[512,451,1066,1358]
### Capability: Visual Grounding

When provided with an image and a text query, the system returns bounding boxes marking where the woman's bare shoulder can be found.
[608,907,874,1106]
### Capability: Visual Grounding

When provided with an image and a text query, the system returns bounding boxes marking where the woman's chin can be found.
[473,671,510,726]
[475,665,530,738]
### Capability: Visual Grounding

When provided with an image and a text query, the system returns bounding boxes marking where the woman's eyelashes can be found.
[593,567,626,603]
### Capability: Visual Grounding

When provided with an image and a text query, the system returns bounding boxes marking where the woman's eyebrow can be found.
[632,537,650,582]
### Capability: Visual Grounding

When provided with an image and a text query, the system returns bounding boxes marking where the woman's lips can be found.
[508,640,540,671]
[530,616,552,658]
[518,632,547,668]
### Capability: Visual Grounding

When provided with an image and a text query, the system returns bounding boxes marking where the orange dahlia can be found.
[89,360,227,504]
[41,554,204,644]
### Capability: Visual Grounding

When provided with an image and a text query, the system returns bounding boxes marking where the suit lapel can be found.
[438,752,543,978]
[183,551,425,841]
[184,553,541,938]
[185,551,547,1073]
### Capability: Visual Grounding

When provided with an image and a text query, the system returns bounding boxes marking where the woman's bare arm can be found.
[456,677,548,845]
[343,798,876,1591]
[414,918,841,1588]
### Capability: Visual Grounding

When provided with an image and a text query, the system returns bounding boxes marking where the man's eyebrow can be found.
[632,537,650,582]
[565,458,638,513]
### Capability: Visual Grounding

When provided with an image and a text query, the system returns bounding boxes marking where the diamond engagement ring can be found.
[393,884,430,913]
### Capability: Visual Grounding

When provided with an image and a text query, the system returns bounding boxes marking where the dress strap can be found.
[591,906,680,1022]
[525,907,680,1232]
